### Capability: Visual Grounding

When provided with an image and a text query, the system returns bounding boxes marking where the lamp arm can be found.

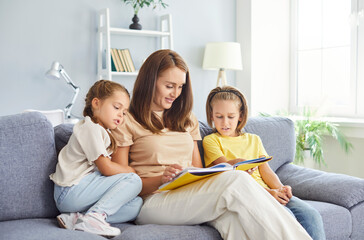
[59,68,79,91]
[64,87,80,119]
[59,68,80,118]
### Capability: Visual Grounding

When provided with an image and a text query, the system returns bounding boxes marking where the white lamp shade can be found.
[203,42,243,70]
[45,61,61,80]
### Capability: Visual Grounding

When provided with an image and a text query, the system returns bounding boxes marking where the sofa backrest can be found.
[198,116,296,172]
[55,116,296,173]
[0,112,59,221]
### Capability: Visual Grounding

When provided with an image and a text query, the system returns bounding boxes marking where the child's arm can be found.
[259,162,292,205]
[212,156,247,166]
[95,146,136,176]
[211,157,257,174]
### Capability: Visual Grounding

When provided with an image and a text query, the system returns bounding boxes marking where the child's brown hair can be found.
[83,80,130,152]
[206,86,248,135]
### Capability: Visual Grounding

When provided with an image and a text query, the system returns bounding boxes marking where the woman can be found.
[112,49,311,240]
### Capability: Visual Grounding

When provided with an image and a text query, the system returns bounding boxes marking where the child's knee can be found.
[129,173,142,191]
[117,172,142,188]
[133,196,143,209]
[130,197,143,219]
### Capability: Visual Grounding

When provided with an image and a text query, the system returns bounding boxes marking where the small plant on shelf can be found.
[121,0,169,30]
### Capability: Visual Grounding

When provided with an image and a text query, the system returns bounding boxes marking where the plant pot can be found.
[297,150,320,169]
[129,14,142,30]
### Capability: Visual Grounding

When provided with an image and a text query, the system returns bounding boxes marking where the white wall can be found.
[321,136,364,178]
[236,0,290,116]
[0,0,237,122]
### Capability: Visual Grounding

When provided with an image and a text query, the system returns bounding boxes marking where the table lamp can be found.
[45,61,80,119]
[202,42,243,87]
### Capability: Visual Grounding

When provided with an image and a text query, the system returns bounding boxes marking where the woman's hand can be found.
[161,164,183,184]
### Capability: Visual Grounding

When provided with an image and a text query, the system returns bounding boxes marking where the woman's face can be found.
[151,67,186,111]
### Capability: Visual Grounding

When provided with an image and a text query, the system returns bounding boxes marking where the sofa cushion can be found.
[306,200,351,240]
[277,163,364,209]
[0,112,59,221]
[113,223,221,240]
[54,123,73,154]
[243,117,295,172]
[350,202,364,240]
[0,218,104,240]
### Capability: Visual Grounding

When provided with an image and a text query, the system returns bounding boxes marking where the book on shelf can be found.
[109,48,136,73]
[117,49,129,72]
[122,49,136,72]
[111,48,123,72]
[110,53,117,72]
[158,156,273,191]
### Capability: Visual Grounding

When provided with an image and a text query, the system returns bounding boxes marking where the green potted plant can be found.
[121,0,168,30]
[261,108,353,166]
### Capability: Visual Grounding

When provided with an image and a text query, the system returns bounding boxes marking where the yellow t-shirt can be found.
[203,132,269,188]
[112,111,201,178]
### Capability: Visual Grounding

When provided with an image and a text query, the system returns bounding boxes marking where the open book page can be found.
[158,156,272,191]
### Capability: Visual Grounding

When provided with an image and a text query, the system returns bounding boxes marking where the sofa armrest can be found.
[276,163,364,209]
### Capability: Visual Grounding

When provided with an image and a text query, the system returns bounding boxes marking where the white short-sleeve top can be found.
[112,111,201,178]
[50,116,112,187]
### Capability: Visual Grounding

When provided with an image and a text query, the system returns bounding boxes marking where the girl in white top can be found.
[112,49,312,240]
[50,80,142,238]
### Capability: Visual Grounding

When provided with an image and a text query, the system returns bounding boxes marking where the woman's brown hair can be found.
[129,49,193,133]
[83,80,130,152]
[206,86,248,135]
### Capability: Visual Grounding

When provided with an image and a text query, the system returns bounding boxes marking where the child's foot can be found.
[57,212,82,229]
[74,212,121,237]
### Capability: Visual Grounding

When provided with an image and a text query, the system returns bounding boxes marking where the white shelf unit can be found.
[97,8,173,80]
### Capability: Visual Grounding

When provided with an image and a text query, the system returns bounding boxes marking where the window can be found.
[291,0,364,117]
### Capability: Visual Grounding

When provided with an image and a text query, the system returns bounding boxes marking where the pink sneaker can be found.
[74,212,121,237]
[57,212,82,229]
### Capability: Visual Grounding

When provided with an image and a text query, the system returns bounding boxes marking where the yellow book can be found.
[158,156,273,191]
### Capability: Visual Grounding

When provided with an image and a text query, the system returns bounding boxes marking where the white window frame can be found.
[290,0,364,118]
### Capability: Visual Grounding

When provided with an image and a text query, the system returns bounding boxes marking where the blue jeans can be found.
[285,196,326,240]
[54,171,143,223]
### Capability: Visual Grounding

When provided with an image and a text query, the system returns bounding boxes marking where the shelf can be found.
[111,71,138,76]
[97,8,173,81]
[100,27,171,37]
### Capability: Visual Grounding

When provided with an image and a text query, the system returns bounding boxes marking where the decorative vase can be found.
[129,14,142,30]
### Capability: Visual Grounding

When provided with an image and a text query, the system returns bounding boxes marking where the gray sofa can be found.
[0,112,363,240]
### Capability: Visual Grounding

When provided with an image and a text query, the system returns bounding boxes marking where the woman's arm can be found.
[140,164,183,196]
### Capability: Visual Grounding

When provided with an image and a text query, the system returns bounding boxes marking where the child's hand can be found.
[246,167,258,175]
[279,185,293,199]
[161,164,183,184]
[268,188,290,206]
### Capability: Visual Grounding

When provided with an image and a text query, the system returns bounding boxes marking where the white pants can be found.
[136,171,311,240]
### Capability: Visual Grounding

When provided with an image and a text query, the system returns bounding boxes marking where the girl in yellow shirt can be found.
[203,86,325,240]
